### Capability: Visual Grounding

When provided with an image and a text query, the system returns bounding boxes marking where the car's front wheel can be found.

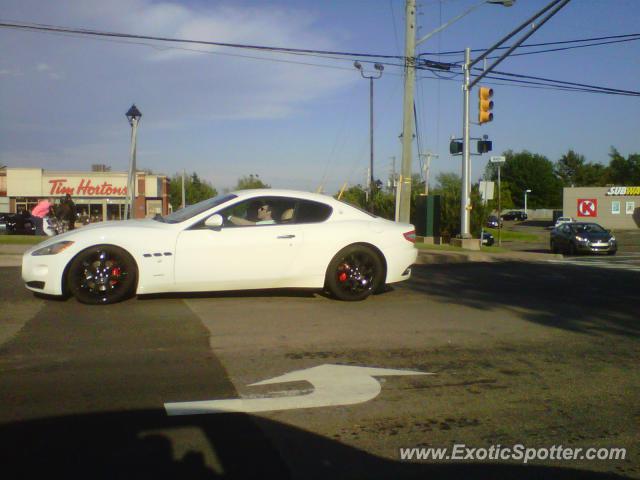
[67,245,137,305]
[325,245,384,301]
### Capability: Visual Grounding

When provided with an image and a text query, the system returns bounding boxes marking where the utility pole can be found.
[398,0,416,223]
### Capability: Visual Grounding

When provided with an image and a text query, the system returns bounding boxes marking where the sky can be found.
[1,0,639,194]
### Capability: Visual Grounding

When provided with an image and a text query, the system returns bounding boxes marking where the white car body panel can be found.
[22,189,417,298]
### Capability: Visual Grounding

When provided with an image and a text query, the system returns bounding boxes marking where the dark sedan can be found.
[486,215,502,228]
[550,222,617,255]
[501,211,527,221]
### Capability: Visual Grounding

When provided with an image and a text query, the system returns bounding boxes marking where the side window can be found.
[217,197,298,227]
[295,200,332,224]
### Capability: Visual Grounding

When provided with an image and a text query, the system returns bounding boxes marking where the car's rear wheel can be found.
[568,242,577,256]
[325,245,384,301]
[550,240,558,254]
[67,245,137,305]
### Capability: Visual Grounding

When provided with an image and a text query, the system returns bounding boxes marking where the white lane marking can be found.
[546,259,640,272]
[165,364,431,416]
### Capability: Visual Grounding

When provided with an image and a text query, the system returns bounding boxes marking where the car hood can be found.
[24,218,172,254]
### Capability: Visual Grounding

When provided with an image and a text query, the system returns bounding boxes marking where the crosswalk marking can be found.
[546,256,640,272]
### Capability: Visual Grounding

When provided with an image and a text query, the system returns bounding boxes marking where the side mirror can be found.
[204,214,223,229]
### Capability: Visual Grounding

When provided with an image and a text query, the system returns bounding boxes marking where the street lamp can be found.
[354,61,384,209]
[524,189,532,218]
[124,104,142,220]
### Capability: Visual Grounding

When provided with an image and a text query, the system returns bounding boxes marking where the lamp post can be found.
[524,189,532,218]
[124,104,142,220]
[354,61,384,209]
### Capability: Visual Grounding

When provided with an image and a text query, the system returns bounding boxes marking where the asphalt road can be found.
[0,263,638,479]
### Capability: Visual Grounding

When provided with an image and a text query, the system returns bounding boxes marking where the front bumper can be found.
[22,251,69,296]
[575,241,617,254]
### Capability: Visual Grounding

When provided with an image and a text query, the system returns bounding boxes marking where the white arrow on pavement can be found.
[164,364,431,416]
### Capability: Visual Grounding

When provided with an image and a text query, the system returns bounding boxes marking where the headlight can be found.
[609,236,616,243]
[32,241,74,256]
[574,236,587,242]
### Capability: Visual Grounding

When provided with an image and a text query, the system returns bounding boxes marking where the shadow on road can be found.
[406,263,639,338]
[0,409,630,479]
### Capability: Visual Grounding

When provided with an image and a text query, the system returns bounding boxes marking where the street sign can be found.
[165,364,430,416]
[490,155,506,164]
[479,181,495,201]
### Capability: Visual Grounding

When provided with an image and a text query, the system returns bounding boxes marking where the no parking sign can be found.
[577,198,598,217]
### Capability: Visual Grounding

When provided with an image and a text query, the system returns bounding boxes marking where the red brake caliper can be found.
[338,264,348,282]
[110,267,121,285]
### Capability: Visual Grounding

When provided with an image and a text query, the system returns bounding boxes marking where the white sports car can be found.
[22,189,417,304]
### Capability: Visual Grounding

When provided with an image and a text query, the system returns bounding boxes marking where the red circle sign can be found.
[577,198,597,217]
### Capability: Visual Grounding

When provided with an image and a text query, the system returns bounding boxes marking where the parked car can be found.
[22,189,418,305]
[554,216,574,228]
[5,211,35,235]
[0,213,9,230]
[501,211,528,221]
[481,232,495,246]
[486,215,502,228]
[550,222,617,255]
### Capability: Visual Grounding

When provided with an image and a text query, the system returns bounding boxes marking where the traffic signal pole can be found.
[458,0,571,238]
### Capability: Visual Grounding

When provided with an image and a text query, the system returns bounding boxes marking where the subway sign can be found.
[606,186,640,196]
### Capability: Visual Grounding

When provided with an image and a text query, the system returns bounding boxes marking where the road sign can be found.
[490,155,506,164]
[164,364,430,416]
[577,198,598,217]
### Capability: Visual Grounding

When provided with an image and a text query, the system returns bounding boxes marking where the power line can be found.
[421,32,640,56]
[3,19,638,97]
[0,20,404,60]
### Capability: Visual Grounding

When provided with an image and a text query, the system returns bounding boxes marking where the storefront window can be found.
[107,204,125,221]
[15,197,39,214]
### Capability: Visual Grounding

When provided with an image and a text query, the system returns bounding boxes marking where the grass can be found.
[0,235,45,245]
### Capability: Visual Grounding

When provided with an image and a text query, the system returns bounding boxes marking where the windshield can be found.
[572,223,607,234]
[159,194,237,224]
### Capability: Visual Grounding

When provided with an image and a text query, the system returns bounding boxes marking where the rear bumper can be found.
[385,245,418,284]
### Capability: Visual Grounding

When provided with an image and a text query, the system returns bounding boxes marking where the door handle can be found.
[277,234,296,239]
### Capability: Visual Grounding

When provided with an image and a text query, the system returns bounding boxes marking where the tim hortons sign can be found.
[48,178,128,197]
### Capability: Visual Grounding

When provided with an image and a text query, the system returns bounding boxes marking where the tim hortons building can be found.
[0,167,170,221]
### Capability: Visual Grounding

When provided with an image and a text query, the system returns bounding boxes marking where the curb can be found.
[416,249,563,265]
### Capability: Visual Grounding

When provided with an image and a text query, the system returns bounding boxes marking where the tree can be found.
[169,172,217,210]
[430,173,461,238]
[337,185,367,209]
[499,150,563,208]
[234,174,270,190]
[608,147,640,185]
[554,149,610,187]
[555,150,586,187]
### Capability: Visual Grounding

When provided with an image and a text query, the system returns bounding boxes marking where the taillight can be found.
[403,230,416,243]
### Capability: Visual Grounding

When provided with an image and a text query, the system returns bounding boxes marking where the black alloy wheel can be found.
[325,245,384,301]
[67,245,137,305]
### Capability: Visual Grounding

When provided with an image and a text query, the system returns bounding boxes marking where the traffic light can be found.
[477,140,493,154]
[449,140,463,155]
[478,86,494,124]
